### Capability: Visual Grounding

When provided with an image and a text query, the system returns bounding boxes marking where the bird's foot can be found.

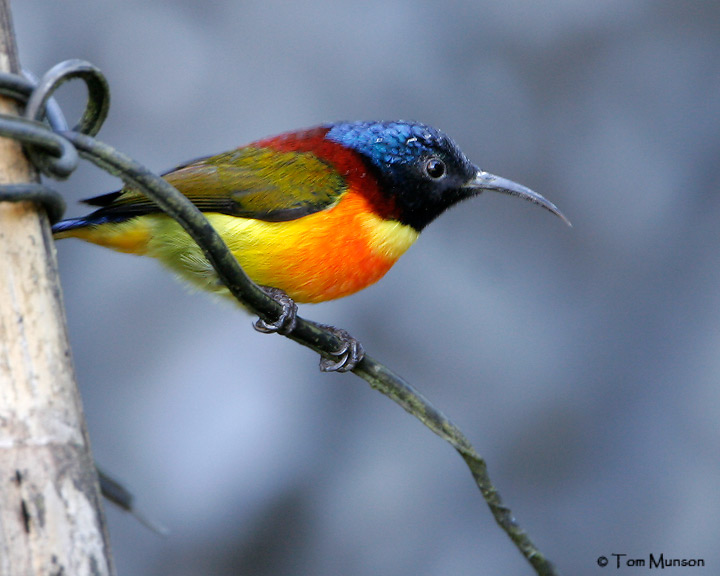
[317,324,365,373]
[251,288,363,372]
[253,287,298,335]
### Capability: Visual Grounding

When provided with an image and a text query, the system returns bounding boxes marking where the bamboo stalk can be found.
[0,2,114,574]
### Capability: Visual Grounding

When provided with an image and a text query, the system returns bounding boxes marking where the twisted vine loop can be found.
[0,59,109,221]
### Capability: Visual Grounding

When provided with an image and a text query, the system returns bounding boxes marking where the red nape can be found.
[253,127,401,221]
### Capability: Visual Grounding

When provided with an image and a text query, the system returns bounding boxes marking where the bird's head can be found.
[325,121,570,231]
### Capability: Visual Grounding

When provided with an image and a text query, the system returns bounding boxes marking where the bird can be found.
[53,121,569,369]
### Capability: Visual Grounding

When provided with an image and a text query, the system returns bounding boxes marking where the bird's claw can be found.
[251,289,363,372]
[318,325,365,373]
[253,287,298,335]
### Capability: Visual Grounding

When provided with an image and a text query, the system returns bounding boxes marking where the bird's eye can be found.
[424,157,446,179]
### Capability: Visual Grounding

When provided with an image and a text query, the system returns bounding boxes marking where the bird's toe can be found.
[253,287,298,335]
[318,325,365,373]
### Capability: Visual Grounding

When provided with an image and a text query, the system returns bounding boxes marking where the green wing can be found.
[83,146,347,222]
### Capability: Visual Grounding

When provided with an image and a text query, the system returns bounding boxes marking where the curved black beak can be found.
[467,170,571,227]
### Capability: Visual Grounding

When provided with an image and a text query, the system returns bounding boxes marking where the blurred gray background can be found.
[14,1,720,574]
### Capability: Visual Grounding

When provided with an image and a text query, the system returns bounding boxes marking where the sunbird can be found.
[53,121,568,367]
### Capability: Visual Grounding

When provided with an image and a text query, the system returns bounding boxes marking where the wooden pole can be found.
[0,2,115,574]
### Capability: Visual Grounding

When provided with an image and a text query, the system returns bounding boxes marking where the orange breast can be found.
[222,189,418,303]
